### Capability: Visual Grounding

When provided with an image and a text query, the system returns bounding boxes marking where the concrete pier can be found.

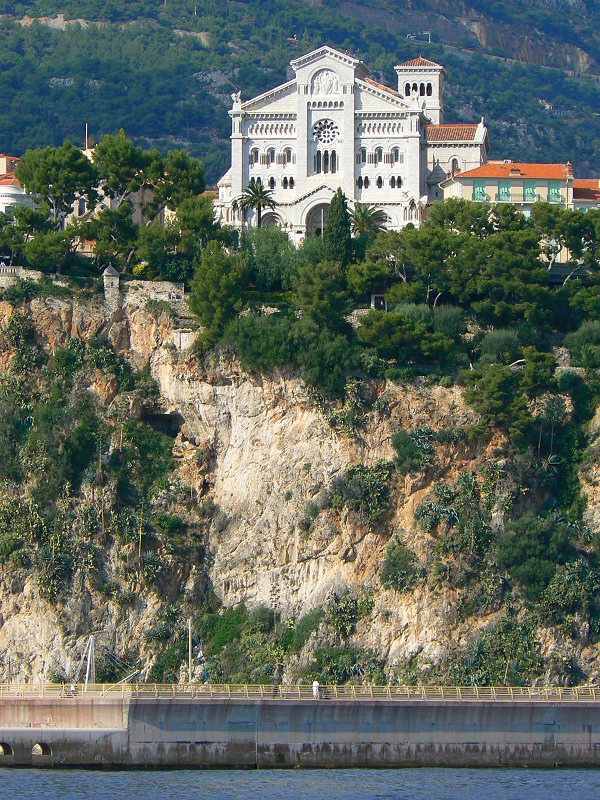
[2,685,600,768]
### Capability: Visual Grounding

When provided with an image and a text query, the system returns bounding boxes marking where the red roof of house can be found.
[396,55,443,69]
[573,178,600,202]
[0,172,20,187]
[363,76,400,96]
[454,161,571,179]
[426,123,479,142]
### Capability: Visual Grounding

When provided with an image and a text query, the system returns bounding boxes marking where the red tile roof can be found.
[573,178,600,202]
[363,76,400,96]
[454,161,571,179]
[396,55,443,69]
[0,172,20,187]
[426,123,479,142]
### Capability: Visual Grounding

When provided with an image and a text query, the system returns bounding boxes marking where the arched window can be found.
[331,150,337,174]
[323,150,330,173]
[412,82,418,94]
[426,83,432,96]
[364,177,370,189]
[392,147,400,164]
[359,147,366,163]
[289,177,294,189]
[77,198,86,217]
[451,158,459,175]
[269,176,275,190]
[357,176,363,189]
[376,176,383,189]
[419,83,425,96]
[267,148,275,166]
[397,176,402,188]
[390,176,396,189]
[283,147,292,164]
[256,176,262,186]
[375,147,383,165]
[405,82,411,96]
[315,151,322,173]
[283,177,288,189]
[250,148,259,166]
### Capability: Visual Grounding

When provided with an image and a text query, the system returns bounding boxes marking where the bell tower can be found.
[395,55,444,124]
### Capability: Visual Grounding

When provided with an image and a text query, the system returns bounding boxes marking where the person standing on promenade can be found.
[312,680,320,699]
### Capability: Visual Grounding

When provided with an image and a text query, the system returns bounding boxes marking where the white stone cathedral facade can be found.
[214,46,489,240]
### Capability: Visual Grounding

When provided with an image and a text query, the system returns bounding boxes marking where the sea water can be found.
[1,768,599,800]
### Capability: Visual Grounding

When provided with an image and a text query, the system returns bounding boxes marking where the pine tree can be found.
[323,188,352,267]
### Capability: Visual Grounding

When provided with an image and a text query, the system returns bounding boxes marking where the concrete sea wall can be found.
[2,695,600,767]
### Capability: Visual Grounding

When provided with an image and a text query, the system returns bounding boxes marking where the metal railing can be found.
[0,683,599,702]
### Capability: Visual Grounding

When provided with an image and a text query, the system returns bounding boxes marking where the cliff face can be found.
[0,291,597,684]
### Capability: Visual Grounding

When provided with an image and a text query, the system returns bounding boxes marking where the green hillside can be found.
[0,0,599,182]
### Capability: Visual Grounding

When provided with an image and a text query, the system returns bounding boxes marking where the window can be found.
[451,158,459,175]
[289,177,294,189]
[405,82,411,96]
[357,176,363,189]
[315,151,322,173]
[426,83,432,96]
[419,83,425,96]
[250,148,259,166]
[548,180,562,203]
[392,148,400,164]
[267,148,275,166]
[390,176,396,189]
[77,198,86,217]
[364,177,370,189]
[396,176,402,188]
[269,177,275,190]
[360,147,366,163]
[283,148,293,165]
[376,176,383,189]
[331,150,337,174]
[472,179,487,201]
[375,147,383,165]
[283,177,288,190]
[523,181,537,202]
[323,150,330,173]
[497,180,511,202]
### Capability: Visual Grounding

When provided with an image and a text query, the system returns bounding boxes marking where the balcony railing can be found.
[0,683,599,702]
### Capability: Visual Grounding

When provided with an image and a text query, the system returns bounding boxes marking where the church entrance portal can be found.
[306,204,330,237]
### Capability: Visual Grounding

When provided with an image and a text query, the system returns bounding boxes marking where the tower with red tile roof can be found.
[395,56,445,125]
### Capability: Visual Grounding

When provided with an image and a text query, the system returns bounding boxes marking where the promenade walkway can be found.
[0,683,598,702]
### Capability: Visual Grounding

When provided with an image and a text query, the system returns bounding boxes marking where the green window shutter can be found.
[472,179,487,201]
[523,181,537,202]
[498,180,511,201]
[547,180,562,203]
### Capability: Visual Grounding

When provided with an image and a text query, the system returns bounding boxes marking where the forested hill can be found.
[1,0,599,182]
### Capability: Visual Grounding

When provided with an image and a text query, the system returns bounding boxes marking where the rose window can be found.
[313,119,339,144]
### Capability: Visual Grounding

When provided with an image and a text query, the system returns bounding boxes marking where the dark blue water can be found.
[1,768,599,800]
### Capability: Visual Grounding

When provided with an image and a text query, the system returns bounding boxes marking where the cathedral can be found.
[213,46,489,240]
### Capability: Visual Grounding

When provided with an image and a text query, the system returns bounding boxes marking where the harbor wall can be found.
[2,696,600,767]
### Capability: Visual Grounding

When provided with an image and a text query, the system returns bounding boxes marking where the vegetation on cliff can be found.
[1,130,599,684]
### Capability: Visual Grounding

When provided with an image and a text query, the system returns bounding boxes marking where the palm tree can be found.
[232,179,277,227]
[349,202,389,235]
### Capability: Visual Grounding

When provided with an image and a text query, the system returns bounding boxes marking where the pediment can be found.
[290,46,362,72]
[355,79,410,111]
[242,79,297,112]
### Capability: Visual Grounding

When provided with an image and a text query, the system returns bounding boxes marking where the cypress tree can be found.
[323,188,352,267]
